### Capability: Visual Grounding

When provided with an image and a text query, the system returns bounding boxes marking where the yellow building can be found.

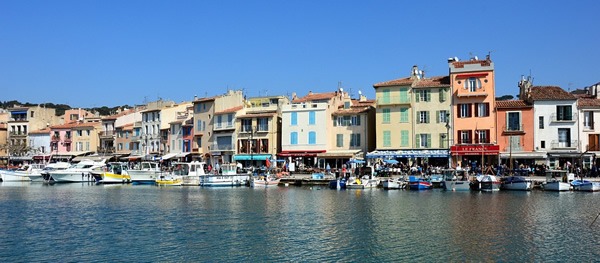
[370,66,451,167]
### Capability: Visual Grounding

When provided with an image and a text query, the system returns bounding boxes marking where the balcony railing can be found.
[503,146,523,152]
[376,96,411,106]
[550,113,577,122]
[64,136,72,143]
[51,135,60,142]
[502,125,524,133]
[211,143,234,151]
[9,131,28,136]
[97,147,115,153]
[9,117,28,122]
[584,122,595,130]
[99,131,115,138]
[551,140,578,149]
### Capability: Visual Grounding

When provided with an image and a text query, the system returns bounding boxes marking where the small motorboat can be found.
[571,179,600,192]
[382,178,405,190]
[501,176,533,191]
[408,176,432,190]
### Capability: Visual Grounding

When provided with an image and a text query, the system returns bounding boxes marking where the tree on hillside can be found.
[496,95,514,101]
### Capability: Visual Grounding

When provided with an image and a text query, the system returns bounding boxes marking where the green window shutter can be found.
[436,110,440,123]
[400,130,408,147]
[415,134,420,148]
[415,91,420,102]
[427,134,431,148]
[426,111,430,123]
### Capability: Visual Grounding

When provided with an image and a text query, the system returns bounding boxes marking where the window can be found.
[227,114,234,127]
[399,88,409,102]
[382,89,390,104]
[556,105,573,121]
[584,111,594,129]
[242,119,252,132]
[216,115,222,128]
[290,131,298,145]
[383,131,391,147]
[541,140,545,149]
[308,131,316,145]
[309,111,316,125]
[257,118,268,131]
[539,116,544,129]
[118,143,123,150]
[458,104,472,118]
[459,130,471,144]
[465,77,482,91]
[85,142,90,151]
[351,116,360,126]
[475,103,489,117]
[418,111,429,124]
[291,112,298,125]
[507,112,521,131]
[437,110,449,123]
[383,108,391,123]
[344,102,350,109]
[416,134,430,148]
[440,133,447,148]
[475,130,489,144]
[30,111,34,118]
[336,116,352,126]
[558,128,571,147]
[197,138,202,147]
[439,88,446,102]
[350,134,361,147]
[171,140,175,150]
[400,108,409,123]
[415,90,430,102]
[336,134,343,147]
[400,130,409,147]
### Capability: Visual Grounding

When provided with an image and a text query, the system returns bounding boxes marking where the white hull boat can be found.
[501,176,533,191]
[1,171,32,182]
[1,164,46,182]
[571,180,600,192]
[128,162,161,184]
[382,178,404,189]
[251,175,280,187]
[49,160,106,183]
[346,177,379,189]
[200,175,247,187]
[92,163,131,184]
[543,181,571,191]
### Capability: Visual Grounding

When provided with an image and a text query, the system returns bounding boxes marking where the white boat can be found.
[542,170,571,191]
[128,162,161,184]
[346,176,379,189]
[251,174,281,187]
[199,163,248,187]
[382,178,405,189]
[442,169,471,191]
[1,164,45,182]
[501,176,533,191]
[476,175,501,192]
[571,180,600,192]
[91,162,130,184]
[165,161,206,186]
[40,162,71,182]
[48,160,107,183]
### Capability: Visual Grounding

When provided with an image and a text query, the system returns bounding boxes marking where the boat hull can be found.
[442,180,471,191]
[128,170,160,184]
[50,172,96,183]
[251,179,280,187]
[94,172,131,184]
[1,171,32,182]
[383,179,404,189]
[579,183,600,192]
[408,181,433,190]
[543,181,571,191]
[502,181,533,191]
[480,182,501,192]
[199,175,247,187]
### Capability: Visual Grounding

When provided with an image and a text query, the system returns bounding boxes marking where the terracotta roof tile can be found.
[102,109,135,120]
[29,128,51,134]
[495,100,531,108]
[412,76,451,88]
[578,97,600,108]
[529,86,576,101]
[373,77,413,88]
[50,122,100,129]
[215,105,243,114]
[334,99,375,115]
[292,92,337,103]
[237,112,277,118]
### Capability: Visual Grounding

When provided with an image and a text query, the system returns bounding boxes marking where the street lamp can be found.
[445,113,451,168]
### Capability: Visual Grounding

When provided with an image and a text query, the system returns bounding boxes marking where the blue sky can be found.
[1,0,599,108]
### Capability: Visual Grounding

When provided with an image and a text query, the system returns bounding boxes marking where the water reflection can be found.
[1,185,600,261]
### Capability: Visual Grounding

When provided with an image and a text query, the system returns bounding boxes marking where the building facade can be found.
[448,56,499,168]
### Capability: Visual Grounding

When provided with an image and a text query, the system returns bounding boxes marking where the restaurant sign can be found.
[450,145,500,156]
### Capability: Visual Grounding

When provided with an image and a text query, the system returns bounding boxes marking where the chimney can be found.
[359,94,367,102]
[420,70,425,79]
[308,91,313,96]
[292,92,297,101]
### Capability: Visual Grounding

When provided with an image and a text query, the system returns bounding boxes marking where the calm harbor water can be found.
[1,182,600,262]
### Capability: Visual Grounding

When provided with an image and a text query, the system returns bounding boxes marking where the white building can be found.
[574,82,600,168]
[527,85,579,169]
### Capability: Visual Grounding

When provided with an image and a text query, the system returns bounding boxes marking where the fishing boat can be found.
[155,175,183,186]
[199,163,248,187]
[479,175,501,192]
[542,170,571,191]
[1,164,45,182]
[251,173,281,187]
[382,178,405,189]
[328,178,347,189]
[48,159,106,183]
[501,176,533,191]
[571,179,600,192]
[128,162,161,184]
[441,169,471,191]
[91,162,130,184]
[408,176,432,190]
[345,176,379,189]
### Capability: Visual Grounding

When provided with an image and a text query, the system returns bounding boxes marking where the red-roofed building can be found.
[574,81,600,169]
[495,99,539,166]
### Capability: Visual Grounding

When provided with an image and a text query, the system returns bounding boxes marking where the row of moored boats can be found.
[0,160,279,187]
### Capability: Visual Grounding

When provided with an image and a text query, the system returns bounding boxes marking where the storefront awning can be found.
[233,154,272,161]
[9,156,33,161]
[176,152,191,158]
[367,150,449,158]
[547,152,581,158]
[499,152,547,159]
[277,150,325,157]
[73,155,112,162]
[161,153,179,160]
[317,150,361,158]
[451,145,499,156]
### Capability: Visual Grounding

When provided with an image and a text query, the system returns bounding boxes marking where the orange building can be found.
[448,55,499,168]
[496,100,540,168]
